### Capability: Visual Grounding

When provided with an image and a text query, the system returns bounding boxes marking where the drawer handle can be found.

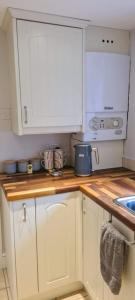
[22,203,27,222]
[24,106,28,124]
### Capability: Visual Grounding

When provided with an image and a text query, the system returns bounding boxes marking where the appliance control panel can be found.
[83,112,127,141]
[89,117,123,131]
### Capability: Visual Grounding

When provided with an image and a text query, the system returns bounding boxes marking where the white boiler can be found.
[76,52,130,141]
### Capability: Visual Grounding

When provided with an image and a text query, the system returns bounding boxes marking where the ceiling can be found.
[0,0,135,30]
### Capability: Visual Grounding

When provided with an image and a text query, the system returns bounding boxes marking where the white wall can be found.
[0,29,10,131]
[124,31,135,169]
[71,137,124,170]
[0,132,70,170]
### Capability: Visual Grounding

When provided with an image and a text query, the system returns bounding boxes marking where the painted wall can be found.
[71,138,124,170]
[123,31,135,170]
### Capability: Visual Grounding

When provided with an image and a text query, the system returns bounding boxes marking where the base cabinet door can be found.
[83,194,104,300]
[36,192,77,293]
[12,199,38,300]
[83,197,135,300]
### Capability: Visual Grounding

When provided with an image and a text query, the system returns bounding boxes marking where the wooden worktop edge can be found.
[80,185,135,231]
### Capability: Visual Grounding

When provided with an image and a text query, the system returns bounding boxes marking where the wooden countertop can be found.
[80,176,135,231]
[2,167,134,200]
[2,167,135,230]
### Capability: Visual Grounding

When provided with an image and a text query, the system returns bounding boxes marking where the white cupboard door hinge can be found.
[83,208,87,215]
[82,195,86,214]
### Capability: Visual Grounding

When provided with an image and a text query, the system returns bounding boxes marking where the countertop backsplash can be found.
[0,131,71,172]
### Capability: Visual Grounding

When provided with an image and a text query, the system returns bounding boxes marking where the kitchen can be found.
[0,1,135,300]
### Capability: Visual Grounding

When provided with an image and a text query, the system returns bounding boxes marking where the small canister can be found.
[3,160,16,174]
[18,160,28,173]
[31,157,41,172]
[54,148,63,170]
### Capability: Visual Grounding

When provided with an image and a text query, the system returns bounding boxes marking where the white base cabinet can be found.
[83,194,135,300]
[36,193,77,292]
[103,212,135,300]
[2,196,38,300]
[11,199,38,300]
[83,194,104,300]
[2,191,82,300]
[3,189,135,300]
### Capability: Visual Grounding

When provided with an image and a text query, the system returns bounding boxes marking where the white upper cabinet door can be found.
[17,20,83,128]
[86,52,130,113]
[13,199,38,300]
[36,193,77,293]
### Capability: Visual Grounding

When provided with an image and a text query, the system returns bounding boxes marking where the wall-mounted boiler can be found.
[77,52,130,141]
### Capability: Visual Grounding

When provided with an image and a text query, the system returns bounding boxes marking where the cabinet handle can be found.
[24,106,28,124]
[22,203,27,222]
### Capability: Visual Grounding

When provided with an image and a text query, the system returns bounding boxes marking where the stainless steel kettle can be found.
[74,143,99,176]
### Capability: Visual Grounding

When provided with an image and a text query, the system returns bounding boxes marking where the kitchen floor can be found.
[57,290,90,300]
[0,269,90,300]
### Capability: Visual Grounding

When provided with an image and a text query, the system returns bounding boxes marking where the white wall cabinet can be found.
[2,191,82,300]
[17,21,83,131]
[5,10,85,135]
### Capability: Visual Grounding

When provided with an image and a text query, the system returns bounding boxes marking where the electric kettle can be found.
[74,143,99,176]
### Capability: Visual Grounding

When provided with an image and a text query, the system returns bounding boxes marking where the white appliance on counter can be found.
[75,52,130,141]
